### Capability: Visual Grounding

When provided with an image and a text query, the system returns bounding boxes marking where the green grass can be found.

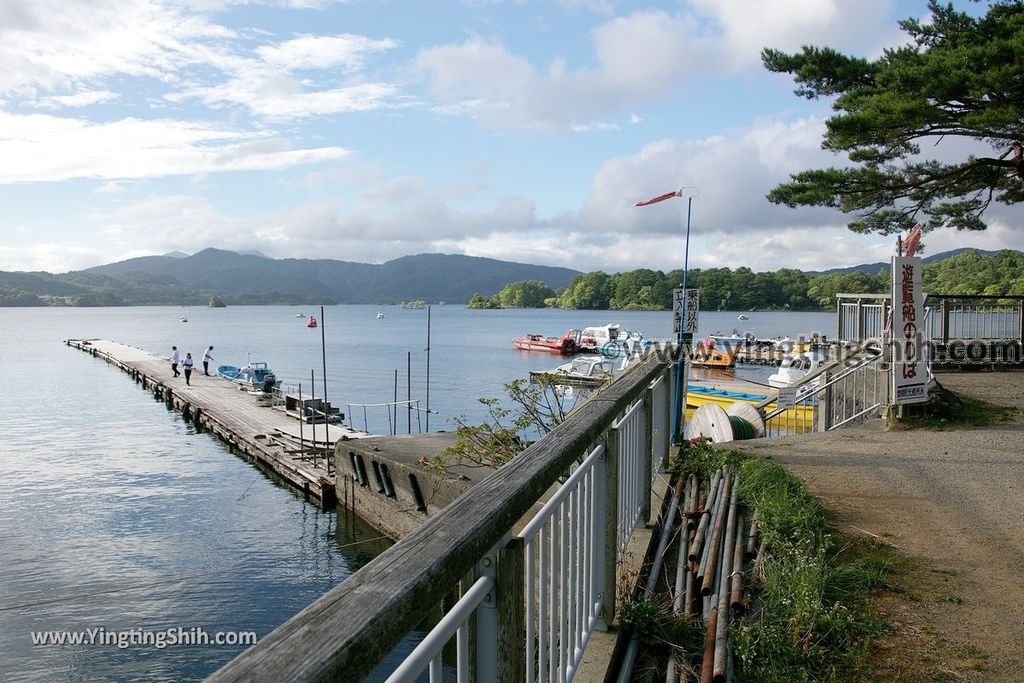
[726,454,899,682]
[901,396,1020,430]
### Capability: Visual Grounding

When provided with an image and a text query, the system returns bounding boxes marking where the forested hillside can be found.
[467,250,1023,311]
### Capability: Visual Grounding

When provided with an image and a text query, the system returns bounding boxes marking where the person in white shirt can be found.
[182,353,194,386]
[171,346,180,377]
[202,346,214,376]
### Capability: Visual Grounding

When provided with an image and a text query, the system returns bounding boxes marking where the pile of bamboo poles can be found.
[666,467,764,683]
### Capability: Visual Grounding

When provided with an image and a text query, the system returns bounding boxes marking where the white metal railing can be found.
[209,357,673,683]
[520,443,606,683]
[649,375,668,484]
[838,293,1024,346]
[384,575,496,683]
[760,343,885,437]
[613,398,646,552]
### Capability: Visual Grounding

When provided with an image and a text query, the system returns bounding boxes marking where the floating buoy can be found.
[688,402,763,443]
[307,315,318,328]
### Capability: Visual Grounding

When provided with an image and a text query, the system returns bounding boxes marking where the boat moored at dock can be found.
[217,362,277,391]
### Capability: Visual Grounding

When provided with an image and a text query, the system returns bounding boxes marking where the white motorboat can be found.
[768,350,829,389]
[376,312,385,319]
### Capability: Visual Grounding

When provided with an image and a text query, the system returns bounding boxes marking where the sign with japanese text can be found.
[891,256,928,404]
[684,288,700,334]
[777,386,797,409]
[673,288,700,336]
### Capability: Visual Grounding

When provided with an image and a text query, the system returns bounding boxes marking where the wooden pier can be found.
[67,339,371,504]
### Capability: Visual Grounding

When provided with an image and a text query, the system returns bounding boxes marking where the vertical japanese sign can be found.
[673,288,700,336]
[891,256,928,404]
[684,288,700,334]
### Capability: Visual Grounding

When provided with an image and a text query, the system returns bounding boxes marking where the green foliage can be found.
[0,284,42,306]
[432,378,572,471]
[558,271,615,309]
[725,455,897,681]
[900,395,1021,430]
[497,279,555,308]
[922,249,1024,295]
[466,292,500,309]
[764,1,1024,235]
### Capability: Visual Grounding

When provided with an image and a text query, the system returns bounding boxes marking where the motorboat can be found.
[577,324,621,352]
[376,312,385,319]
[513,330,580,355]
[295,313,305,318]
[530,355,617,386]
[217,363,277,391]
[180,316,188,323]
[737,314,749,321]
[768,350,829,389]
[689,337,737,368]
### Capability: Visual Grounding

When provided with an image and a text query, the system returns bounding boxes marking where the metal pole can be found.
[298,382,304,453]
[310,369,317,467]
[672,196,693,443]
[425,305,431,432]
[407,351,412,435]
[320,305,329,457]
[393,369,398,436]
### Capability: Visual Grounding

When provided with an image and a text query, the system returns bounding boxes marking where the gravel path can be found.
[728,369,1024,681]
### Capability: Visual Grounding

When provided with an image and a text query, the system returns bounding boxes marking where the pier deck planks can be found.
[67,338,370,504]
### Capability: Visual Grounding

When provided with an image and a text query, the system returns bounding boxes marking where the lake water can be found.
[0,305,832,681]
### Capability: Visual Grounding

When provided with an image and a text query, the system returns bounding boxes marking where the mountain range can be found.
[0,249,581,306]
[0,247,1014,307]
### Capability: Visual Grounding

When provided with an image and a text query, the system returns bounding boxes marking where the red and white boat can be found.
[513,330,580,355]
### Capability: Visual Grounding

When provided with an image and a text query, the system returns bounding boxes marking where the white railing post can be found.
[642,384,654,523]
[596,436,616,629]
[475,551,499,682]
[815,368,832,432]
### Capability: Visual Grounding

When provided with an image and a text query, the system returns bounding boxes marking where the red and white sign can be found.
[891,256,928,404]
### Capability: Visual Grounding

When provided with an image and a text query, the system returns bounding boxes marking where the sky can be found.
[1,0,1020,275]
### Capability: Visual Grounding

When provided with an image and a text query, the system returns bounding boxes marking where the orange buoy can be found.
[307,315,318,328]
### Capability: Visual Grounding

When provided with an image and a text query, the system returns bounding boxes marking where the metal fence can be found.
[208,355,674,683]
[759,343,887,437]
[838,293,1024,345]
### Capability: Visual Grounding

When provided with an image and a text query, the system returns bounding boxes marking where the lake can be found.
[0,305,833,681]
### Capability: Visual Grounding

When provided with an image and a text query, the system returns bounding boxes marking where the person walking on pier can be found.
[182,353,194,386]
[203,346,214,376]
[171,346,180,377]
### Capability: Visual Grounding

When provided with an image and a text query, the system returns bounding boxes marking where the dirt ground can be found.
[729,368,1024,682]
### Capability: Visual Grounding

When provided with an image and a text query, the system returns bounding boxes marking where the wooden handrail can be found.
[207,354,669,683]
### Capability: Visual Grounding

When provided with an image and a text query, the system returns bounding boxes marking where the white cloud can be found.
[35,90,119,108]
[255,34,398,71]
[0,112,351,183]
[412,2,904,132]
[0,0,233,96]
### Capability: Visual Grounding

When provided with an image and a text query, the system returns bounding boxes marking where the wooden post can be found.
[497,538,526,682]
